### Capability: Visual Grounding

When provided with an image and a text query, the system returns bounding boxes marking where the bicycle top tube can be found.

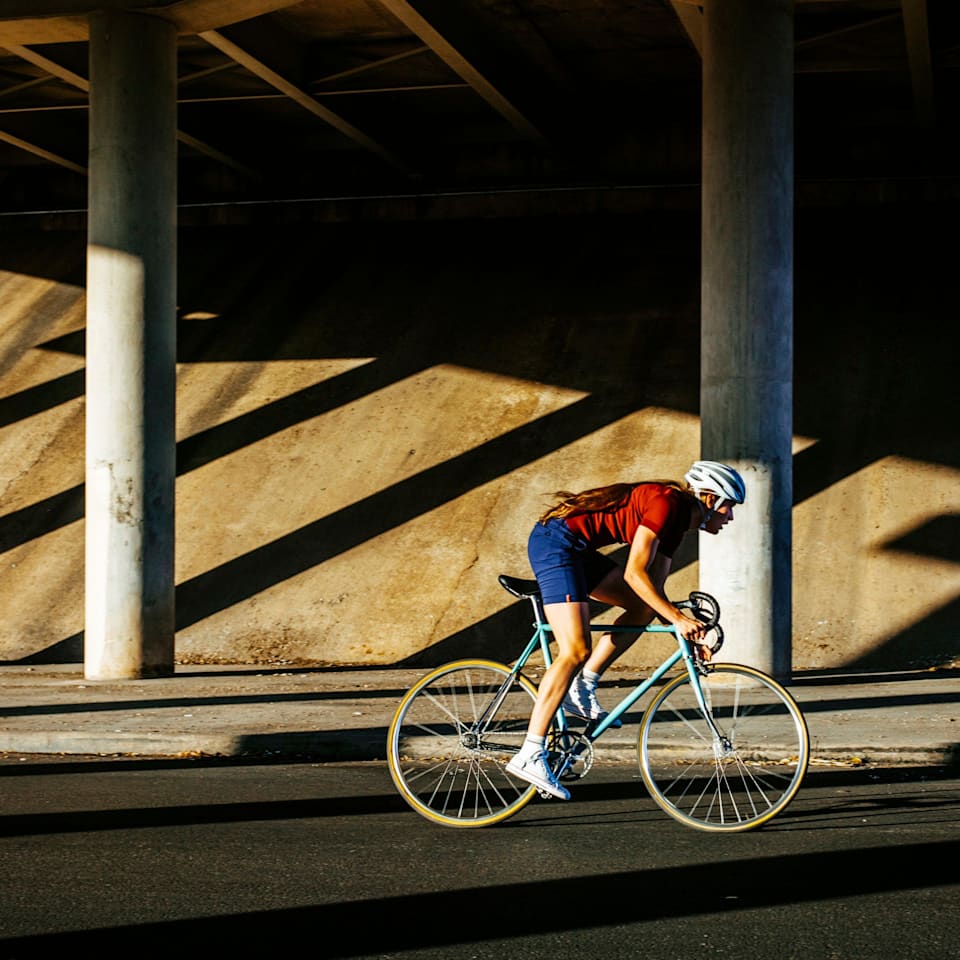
[498,573,723,654]
[543,622,677,635]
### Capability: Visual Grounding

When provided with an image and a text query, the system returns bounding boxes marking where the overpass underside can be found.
[0,1,956,677]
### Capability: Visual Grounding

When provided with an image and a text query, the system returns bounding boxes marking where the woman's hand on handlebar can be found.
[671,614,714,661]
[673,613,707,643]
[673,617,713,663]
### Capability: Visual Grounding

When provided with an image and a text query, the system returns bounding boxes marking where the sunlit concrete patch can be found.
[794,456,960,668]
[0,273,85,381]
[0,273,86,509]
[0,392,84,509]
[175,363,587,582]
[176,357,376,438]
[0,520,83,660]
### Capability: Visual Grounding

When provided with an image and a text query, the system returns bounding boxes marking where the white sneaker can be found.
[505,751,571,800]
[562,677,622,728]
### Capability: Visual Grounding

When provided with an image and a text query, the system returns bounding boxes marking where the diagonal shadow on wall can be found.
[0,368,84,429]
[0,355,427,555]
[175,390,648,630]
[849,596,960,670]
[4,210,958,669]
[848,515,960,669]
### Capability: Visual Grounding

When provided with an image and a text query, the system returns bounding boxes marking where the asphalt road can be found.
[0,757,956,958]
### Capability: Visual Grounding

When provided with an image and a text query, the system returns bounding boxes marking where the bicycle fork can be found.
[684,657,733,754]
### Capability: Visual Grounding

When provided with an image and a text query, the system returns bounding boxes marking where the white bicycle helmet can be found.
[684,460,746,527]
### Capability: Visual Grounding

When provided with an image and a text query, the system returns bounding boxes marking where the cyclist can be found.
[505,460,746,799]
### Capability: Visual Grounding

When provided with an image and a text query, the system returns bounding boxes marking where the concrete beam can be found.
[1,41,260,178]
[2,42,90,90]
[0,127,86,172]
[200,28,412,173]
[0,0,302,43]
[374,0,546,143]
[0,16,88,44]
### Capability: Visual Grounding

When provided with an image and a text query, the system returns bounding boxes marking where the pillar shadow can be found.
[0,369,84,428]
[849,596,960,671]
[174,391,646,630]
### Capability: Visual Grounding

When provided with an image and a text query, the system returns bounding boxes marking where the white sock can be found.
[582,669,602,691]
[519,735,546,760]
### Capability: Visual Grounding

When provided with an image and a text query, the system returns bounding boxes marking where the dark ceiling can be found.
[0,0,957,218]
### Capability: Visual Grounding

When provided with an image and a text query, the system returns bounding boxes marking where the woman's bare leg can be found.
[525,600,592,737]
[581,565,660,676]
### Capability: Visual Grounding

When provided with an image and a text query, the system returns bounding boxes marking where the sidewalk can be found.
[0,663,957,768]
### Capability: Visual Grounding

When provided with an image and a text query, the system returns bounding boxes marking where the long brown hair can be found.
[538,480,688,523]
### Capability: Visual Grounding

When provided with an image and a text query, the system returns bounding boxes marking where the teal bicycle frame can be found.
[497,579,726,749]
[388,574,809,831]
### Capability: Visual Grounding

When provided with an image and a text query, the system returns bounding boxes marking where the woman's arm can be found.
[623,526,706,642]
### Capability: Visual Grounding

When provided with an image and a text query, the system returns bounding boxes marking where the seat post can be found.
[530,594,546,628]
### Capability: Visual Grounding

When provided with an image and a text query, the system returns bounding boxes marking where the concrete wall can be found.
[0,204,956,672]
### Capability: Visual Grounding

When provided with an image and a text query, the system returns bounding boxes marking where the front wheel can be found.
[638,663,809,833]
[387,659,541,828]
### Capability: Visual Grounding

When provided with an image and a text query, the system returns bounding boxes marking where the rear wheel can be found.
[638,663,809,832]
[387,659,541,827]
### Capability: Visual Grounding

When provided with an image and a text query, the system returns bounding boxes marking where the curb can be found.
[1,731,954,768]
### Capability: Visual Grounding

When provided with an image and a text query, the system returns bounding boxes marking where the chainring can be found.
[546,729,594,782]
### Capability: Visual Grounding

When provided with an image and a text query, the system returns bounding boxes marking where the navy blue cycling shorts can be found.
[527,518,617,604]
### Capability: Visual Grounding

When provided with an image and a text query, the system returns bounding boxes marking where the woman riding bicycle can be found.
[505,460,746,800]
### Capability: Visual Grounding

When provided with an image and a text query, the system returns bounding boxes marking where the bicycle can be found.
[387,574,809,833]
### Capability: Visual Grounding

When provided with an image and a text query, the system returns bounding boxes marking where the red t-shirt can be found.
[563,483,693,558]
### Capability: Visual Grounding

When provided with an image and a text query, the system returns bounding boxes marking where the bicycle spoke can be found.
[417,688,469,732]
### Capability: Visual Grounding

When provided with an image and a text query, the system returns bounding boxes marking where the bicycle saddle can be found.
[498,574,541,599]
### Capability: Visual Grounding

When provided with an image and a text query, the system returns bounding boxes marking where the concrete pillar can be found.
[85,10,177,679]
[699,0,794,679]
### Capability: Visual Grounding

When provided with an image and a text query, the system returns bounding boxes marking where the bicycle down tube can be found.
[523,606,721,744]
